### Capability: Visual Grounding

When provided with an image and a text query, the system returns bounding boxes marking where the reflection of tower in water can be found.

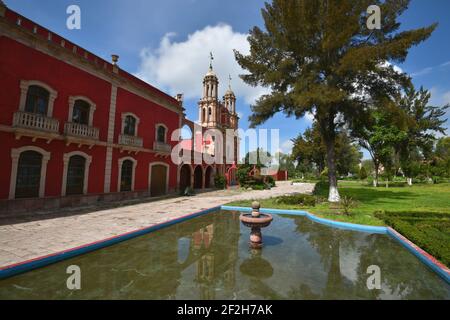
[194,212,240,299]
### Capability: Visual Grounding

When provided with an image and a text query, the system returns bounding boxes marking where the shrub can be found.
[265,176,276,188]
[313,180,329,196]
[375,211,450,266]
[252,184,265,190]
[340,196,356,215]
[237,166,251,184]
[359,166,368,180]
[275,194,316,207]
[214,175,226,189]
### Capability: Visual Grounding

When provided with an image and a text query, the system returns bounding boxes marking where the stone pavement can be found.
[0,181,314,268]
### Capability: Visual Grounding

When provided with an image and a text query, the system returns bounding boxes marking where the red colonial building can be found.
[0,2,239,214]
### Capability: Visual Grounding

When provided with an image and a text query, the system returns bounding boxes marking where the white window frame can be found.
[61,151,92,196]
[68,96,97,126]
[121,112,140,136]
[155,123,168,143]
[19,80,58,117]
[9,146,51,200]
[118,156,137,192]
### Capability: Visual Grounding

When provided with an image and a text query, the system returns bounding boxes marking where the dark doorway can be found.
[179,164,191,191]
[194,166,203,189]
[205,166,213,188]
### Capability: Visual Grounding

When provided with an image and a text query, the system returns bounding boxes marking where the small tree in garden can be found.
[397,86,448,184]
[235,0,436,201]
[359,166,368,180]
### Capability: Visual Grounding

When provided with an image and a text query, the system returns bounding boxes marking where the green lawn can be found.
[227,181,450,226]
[226,181,450,265]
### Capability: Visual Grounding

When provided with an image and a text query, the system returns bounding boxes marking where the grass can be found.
[228,181,450,226]
[227,181,450,266]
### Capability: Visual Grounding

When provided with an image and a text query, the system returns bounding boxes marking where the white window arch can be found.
[121,112,140,136]
[155,123,168,143]
[19,80,58,117]
[68,96,97,126]
[61,151,92,196]
[9,146,51,199]
[118,156,137,192]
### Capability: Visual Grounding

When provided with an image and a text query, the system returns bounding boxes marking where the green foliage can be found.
[235,0,436,199]
[214,175,226,189]
[320,167,329,178]
[237,166,251,185]
[265,176,276,188]
[313,180,329,196]
[340,196,357,215]
[359,166,368,180]
[375,211,450,266]
[274,194,316,207]
[292,123,362,178]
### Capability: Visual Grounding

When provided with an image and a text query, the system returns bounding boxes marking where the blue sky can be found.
[4,0,450,159]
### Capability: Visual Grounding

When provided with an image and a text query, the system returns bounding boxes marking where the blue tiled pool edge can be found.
[221,205,450,284]
[0,206,221,280]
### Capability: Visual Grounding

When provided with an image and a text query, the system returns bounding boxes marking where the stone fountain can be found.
[239,201,273,249]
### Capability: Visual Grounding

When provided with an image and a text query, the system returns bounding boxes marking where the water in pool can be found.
[0,211,449,299]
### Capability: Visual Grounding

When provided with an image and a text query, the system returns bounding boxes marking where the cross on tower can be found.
[209,52,214,69]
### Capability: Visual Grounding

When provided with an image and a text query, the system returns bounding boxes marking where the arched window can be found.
[124,115,136,136]
[15,151,43,198]
[157,125,166,143]
[72,100,90,125]
[120,160,133,192]
[66,155,86,195]
[202,108,206,122]
[25,85,49,115]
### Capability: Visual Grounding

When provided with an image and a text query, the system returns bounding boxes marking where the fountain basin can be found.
[239,213,273,228]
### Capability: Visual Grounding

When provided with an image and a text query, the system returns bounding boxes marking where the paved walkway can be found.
[0,182,314,268]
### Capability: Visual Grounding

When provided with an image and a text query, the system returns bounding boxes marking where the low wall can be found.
[0,189,174,217]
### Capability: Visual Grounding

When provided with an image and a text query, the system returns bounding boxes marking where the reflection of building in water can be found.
[193,224,214,250]
[193,212,240,299]
[125,212,240,299]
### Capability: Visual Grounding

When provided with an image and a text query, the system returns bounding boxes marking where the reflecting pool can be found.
[0,211,449,299]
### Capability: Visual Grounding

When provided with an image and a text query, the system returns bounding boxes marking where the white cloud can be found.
[305,111,315,122]
[135,24,270,105]
[279,139,294,154]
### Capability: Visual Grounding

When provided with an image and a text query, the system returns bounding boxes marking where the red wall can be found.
[0,37,112,140]
[0,36,180,199]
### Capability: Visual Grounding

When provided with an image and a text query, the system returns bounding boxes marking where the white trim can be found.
[104,85,117,193]
[148,162,170,196]
[117,156,137,192]
[61,151,92,196]
[121,112,140,136]
[19,80,58,117]
[9,146,51,200]
[68,96,97,126]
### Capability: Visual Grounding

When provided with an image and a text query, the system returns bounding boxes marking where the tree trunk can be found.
[325,135,340,202]
[373,162,379,187]
[407,177,412,186]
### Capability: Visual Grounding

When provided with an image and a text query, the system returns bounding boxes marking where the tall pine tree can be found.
[234,0,436,201]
